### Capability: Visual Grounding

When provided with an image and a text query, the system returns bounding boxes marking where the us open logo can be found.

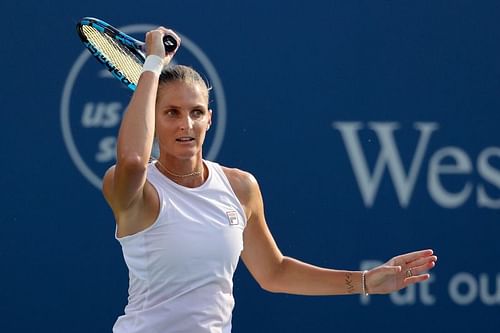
[61,24,227,189]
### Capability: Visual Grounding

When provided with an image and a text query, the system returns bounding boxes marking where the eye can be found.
[191,109,204,118]
[164,109,178,117]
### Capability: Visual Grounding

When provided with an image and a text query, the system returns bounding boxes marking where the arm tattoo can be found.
[345,273,355,294]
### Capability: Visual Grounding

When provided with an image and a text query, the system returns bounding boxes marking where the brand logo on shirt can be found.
[226,210,239,226]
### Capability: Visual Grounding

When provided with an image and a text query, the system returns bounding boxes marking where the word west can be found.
[333,122,500,209]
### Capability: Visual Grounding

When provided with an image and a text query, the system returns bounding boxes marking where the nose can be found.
[179,115,194,131]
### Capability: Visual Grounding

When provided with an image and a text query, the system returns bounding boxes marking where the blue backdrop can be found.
[1,1,499,332]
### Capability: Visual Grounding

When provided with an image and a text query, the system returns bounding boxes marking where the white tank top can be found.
[113,160,247,333]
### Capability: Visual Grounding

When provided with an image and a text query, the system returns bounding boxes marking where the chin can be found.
[174,148,202,160]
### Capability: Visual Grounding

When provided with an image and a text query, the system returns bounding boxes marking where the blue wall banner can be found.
[1,1,498,332]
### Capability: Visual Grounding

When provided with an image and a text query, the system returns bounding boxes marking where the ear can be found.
[207,109,213,131]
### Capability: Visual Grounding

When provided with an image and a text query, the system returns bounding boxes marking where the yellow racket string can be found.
[82,25,143,85]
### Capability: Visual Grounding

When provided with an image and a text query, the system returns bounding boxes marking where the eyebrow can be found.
[163,104,207,109]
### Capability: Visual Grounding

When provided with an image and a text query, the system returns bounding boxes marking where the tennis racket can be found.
[76,17,177,91]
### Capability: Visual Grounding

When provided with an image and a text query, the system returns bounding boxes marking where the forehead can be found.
[157,81,208,108]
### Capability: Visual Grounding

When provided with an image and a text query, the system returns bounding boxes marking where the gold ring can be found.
[406,269,413,278]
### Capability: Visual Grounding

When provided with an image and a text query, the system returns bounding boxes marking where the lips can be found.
[176,136,195,142]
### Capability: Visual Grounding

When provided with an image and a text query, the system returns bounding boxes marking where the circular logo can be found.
[61,24,227,189]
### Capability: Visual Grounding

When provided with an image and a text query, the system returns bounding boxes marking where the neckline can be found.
[152,160,212,191]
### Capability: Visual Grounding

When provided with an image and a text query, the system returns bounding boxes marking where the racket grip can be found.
[163,35,177,53]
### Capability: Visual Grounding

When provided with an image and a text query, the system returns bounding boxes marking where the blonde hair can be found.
[159,64,211,101]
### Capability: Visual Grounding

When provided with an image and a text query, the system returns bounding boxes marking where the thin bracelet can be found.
[362,270,369,296]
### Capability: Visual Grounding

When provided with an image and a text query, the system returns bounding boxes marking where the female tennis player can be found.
[102,27,437,333]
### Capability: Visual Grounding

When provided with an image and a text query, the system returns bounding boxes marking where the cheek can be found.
[194,122,209,140]
[198,119,211,131]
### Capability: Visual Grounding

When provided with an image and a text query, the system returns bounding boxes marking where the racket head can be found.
[76,17,147,91]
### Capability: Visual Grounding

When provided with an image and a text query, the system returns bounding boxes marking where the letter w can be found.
[332,122,438,207]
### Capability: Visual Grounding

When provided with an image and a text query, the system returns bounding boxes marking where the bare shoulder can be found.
[220,166,262,212]
[221,165,256,184]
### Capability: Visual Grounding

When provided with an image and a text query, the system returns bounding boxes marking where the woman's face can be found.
[155,81,211,161]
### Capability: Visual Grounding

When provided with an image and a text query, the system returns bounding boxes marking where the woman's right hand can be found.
[145,27,181,64]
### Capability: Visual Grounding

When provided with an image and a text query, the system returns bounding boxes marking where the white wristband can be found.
[142,55,164,75]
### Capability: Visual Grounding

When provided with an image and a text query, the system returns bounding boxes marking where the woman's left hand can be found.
[365,249,437,294]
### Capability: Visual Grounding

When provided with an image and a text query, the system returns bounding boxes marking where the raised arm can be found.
[103,28,180,212]
[234,171,437,296]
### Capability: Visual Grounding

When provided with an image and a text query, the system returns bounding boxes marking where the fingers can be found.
[407,255,438,268]
[157,27,181,45]
[404,273,430,287]
[396,250,437,287]
[404,251,437,275]
[155,26,181,54]
[391,249,434,265]
[407,258,436,276]
[145,30,164,57]
[145,26,181,58]
[403,249,434,262]
[401,254,436,286]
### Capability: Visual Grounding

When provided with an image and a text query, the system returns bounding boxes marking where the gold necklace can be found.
[155,160,203,178]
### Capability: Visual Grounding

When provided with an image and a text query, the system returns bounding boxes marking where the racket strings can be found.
[81,25,143,85]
